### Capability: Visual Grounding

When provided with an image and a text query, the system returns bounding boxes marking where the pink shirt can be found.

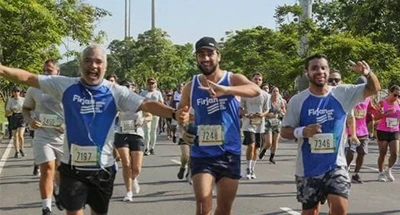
[347,97,370,137]
[376,99,400,132]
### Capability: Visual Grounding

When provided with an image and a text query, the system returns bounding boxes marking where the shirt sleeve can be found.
[114,84,145,113]
[281,94,301,128]
[334,84,366,113]
[23,87,36,109]
[38,75,77,101]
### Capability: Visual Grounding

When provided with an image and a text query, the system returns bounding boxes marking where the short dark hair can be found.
[390,85,400,93]
[252,72,263,78]
[44,59,58,65]
[305,53,328,70]
[105,74,118,81]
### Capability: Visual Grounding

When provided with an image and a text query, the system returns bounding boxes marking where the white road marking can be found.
[0,139,13,175]
[170,159,181,165]
[280,207,301,215]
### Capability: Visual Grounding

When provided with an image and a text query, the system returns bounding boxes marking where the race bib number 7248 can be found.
[198,125,224,146]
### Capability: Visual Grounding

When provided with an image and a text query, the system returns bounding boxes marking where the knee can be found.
[121,160,131,169]
[196,198,212,213]
[329,204,347,215]
[131,166,140,176]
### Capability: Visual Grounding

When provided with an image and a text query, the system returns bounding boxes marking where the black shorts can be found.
[58,163,117,214]
[10,113,25,130]
[190,152,241,183]
[242,131,263,148]
[114,133,145,152]
[377,130,399,142]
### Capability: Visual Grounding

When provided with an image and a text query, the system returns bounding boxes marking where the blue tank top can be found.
[190,71,241,158]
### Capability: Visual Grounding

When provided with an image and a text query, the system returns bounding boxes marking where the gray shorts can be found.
[295,167,351,210]
[33,141,63,165]
[347,136,369,155]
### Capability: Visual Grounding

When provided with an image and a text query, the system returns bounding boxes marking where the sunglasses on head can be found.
[328,78,341,83]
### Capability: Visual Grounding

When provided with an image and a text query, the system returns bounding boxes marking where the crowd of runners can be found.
[1,36,398,215]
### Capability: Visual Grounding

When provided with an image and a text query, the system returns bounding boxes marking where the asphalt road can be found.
[0,133,399,215]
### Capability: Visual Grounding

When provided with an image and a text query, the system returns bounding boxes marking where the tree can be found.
[0,0,110,101]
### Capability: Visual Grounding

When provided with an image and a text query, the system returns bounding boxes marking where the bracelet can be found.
[364,71,372,78]
[172,109,177,120]
[294,126,305,139]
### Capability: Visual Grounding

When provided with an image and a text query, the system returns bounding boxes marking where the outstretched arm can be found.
[0,65,39,88]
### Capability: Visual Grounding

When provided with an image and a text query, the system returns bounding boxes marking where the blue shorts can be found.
[190,152,241,182]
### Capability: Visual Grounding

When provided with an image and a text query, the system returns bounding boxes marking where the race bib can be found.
[309,133,335,154]
[39,114,63,128]
[71,144,98,167]
[250,117,262,125]
[121,120,136,133]
[270,118,280,126]
[198,125,224,146]
[386,118,399,128]
[354,109,366,119]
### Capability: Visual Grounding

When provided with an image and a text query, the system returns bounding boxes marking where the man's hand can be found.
[55,124,65,134]
[176,106,190,126]
[254,112,264,118]
[303,123,322,138]
[198,80,229,98]
[350,60,371,76]
[349,135,361,146]
[30,119,42,129]
[135,118,144,126]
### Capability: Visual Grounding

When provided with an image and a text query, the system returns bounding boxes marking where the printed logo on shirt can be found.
[308,108,334,124]
[196,97,228,114]
[73,95,105,114]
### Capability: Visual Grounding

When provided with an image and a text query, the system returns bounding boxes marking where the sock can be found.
[270,153,275,160]
[42,198,52,210]
[251,160,257,171]
[247,160,252,170]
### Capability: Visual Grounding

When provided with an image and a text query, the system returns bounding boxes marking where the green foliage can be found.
[0,0,110,96]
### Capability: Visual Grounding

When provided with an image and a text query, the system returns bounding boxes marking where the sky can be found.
[60,0,297,61]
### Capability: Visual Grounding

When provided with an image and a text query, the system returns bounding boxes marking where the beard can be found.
[197,64,217,76]
[309,77,326,87]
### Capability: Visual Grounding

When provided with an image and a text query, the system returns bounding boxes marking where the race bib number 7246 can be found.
[309,133,335,154]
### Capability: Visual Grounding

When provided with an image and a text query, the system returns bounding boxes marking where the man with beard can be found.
[281,53,380,215]
[177,36,260,215]
[0,44,189,215]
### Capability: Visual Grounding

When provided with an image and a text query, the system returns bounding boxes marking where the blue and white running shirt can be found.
[190,71,241,158]
[282,84,365,177]
[39,75,144,167]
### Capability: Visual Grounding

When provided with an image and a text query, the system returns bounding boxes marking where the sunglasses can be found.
[393,94,400,98]
[328,78,341,83]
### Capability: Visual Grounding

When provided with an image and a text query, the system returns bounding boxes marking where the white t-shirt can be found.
[23,87,64,145]
[118,111,144,137]
[6,97,25,114]
[241,90,270,133]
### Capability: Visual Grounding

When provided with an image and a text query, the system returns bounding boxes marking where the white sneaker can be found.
[245,168,251,180]
[384,169,395,182]
[250,170,256,179]
[378,172,387,182]
[133,178,140,194]
[123,193,133,202]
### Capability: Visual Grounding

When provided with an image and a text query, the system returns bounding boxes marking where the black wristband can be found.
[172,110,177,120]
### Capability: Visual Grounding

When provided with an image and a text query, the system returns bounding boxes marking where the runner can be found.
[22,59,64,215]
[345,76,371,183]
[0,44,189,215]
[140,77,164,155]
[375,85,400,182]
[6,86,26,158]
[114,80,145,202]
[259,86,286,164]
[281,54,380,215]
[178,36,260,215]
[240,72,269,179]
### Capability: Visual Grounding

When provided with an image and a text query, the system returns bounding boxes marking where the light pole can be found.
[124,0,131,38]
[296,0,313,92]
[151,0,155,29]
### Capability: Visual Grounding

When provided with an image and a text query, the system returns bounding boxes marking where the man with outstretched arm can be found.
[0,44,188,215]
[281,54,380,215]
